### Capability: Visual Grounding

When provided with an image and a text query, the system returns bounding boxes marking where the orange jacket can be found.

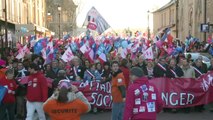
[111,70,126,103]
[43,98,89,120]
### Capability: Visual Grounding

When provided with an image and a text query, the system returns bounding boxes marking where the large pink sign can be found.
[73,71,213,109]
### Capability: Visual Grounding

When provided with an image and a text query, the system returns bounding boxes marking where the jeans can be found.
[111,102,125,120]
[26,101,46,120]
[0,103,15,120]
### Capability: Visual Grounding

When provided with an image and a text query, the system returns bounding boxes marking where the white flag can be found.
[143,47,153,60]
[83,7,110,34]
[80,43,90,54]
[61,47,74,62]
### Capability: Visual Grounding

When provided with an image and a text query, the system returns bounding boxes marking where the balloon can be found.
[121,41,128,48]
[175,46,183,52]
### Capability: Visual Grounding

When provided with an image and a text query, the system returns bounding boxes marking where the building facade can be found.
[0,0,47,48]
[46,0,77,39]
[178,0,213,41]
[153,0,177,38]
[153,0,213,42]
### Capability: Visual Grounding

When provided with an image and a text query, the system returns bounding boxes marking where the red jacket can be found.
[123,77,163,120]
[120,66,130,89]
[0,77,17,103]
[26,72,48,102]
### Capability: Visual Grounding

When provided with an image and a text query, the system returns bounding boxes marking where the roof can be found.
[152,0,176,13]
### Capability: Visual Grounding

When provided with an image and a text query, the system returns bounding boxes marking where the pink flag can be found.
[16,45,29,60]
[61,47,74,62]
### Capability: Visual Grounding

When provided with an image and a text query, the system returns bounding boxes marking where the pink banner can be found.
[73,71,213,109]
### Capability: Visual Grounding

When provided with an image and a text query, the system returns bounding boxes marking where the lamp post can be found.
[0,29,4,49]
[47,11,51,29]
[147,10,150,40]
[3,0,8,48]
[58,5,61,40]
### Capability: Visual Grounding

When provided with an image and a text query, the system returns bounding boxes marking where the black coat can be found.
[153,63,167,77]
[70,66,85,79]
[193,65,204,78]
[166,66,184,78]
[46,68,60,79]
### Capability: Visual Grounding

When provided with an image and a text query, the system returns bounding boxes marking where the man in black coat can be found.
[70,57,85,81]
[153,58,167,77]
[46,60,60,79]
[166,59,184,78]
[14,62,30,119]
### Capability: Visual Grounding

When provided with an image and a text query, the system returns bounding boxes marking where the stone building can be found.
[152,0,177,38]
[0,0,47,48]
[178,0,213,41]
[46,0,77,39]
[153,0,213,41]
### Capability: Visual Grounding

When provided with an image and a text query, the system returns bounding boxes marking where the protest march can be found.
[1,1,213,120]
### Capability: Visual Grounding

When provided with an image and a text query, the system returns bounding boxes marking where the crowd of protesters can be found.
[0,33,213,120]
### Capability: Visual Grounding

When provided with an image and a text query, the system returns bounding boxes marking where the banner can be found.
[73,71,213,109]
[73,81,112,109]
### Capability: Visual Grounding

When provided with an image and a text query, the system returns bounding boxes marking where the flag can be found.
[43,41,54,65]
[61,47,74,62]
[98,53,107,64]
[161,28,171,41]
[30,35,37,47]
[85,49,95,63]
[16,45,29,60]
[80,43,90,54]
[83,7,110,34]
[143,47,154,60]
[33,38,47,54]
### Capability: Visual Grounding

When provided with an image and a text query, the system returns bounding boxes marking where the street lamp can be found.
[0,29,4,49]
[3,0,8,48]
[58,5,61,40]
[147,10,150,41]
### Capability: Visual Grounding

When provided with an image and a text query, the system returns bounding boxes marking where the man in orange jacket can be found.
[43,79,91,120]
[111,61,126,120]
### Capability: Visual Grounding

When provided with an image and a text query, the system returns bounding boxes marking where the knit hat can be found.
[58,79,72,89]
[130,67,144,77]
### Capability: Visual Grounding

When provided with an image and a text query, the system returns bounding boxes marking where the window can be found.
[63,11,68,22]
[11,0,14,21]
[161,14,163,27]
[164,13,166,26]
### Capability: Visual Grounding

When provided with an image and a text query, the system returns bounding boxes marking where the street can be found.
[81,111,213,120]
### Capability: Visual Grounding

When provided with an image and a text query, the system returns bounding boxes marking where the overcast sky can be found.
[74,0,170,30]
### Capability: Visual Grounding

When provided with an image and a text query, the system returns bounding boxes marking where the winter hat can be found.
[130,67,144,77]
[58,79,72,89]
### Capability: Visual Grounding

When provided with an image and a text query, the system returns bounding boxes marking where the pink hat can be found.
[0,60,6,66]
[58,79,72,89]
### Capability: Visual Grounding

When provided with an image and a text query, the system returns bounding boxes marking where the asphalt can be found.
[81,109,213,120]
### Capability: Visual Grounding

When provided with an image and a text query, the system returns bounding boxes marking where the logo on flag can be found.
[143,47,153,60]
[83,7,110,34]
